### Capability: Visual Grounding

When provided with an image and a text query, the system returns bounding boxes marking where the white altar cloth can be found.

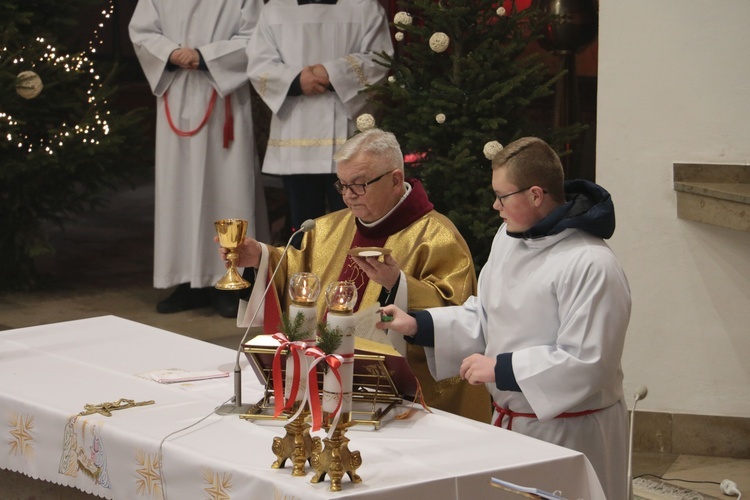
[0,316,605,499]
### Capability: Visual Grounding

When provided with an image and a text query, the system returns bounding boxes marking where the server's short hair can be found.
[491,137,565,203]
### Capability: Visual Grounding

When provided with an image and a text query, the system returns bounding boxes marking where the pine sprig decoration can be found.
[277,311,314,342]
[315,322,343,356]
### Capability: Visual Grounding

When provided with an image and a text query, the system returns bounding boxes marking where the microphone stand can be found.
[627,385,648,500]
[216,219,316,415]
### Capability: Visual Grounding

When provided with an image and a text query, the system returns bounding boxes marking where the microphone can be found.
[634,385,648,400]
[626,385,648,500]
[217,219,316,415]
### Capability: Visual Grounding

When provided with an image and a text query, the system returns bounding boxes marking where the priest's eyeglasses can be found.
[334,170,395,196]
[495,186,532,207]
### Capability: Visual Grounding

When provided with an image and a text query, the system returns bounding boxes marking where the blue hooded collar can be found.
[508,179,616,240]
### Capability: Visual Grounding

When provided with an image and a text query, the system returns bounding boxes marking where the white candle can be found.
[284,303,316,403]
[323,312,356,414]
[288,303,317,337]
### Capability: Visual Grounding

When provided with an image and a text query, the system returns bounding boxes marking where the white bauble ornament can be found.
[429,32,450,53]
[483,141,504,160]
[435,113,446,124]
[394,11,412,29]
[16,71,43,99]
[356,113,376,132]
[388,75,396,83]
[395,32,404,42]
[496,7,506,16]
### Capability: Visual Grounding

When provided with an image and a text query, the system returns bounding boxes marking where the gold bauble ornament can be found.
[394,12,413,29]
[356,113,376,132]
[16,71,43,99]
[395,32,404,42]
[483,141,504,160]
[429,32,450,53]
[435,113,446,124]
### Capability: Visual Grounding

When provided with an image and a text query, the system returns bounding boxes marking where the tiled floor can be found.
[1,180,748,499]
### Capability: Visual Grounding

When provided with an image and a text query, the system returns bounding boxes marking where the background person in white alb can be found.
[129,0,270,317]
[246,0,393,234]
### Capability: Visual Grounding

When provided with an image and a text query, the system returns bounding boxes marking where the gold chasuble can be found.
[260,180,490,422]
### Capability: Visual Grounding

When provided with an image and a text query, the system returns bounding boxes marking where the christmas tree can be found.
[367,0,585,269]
[0,0,148,290]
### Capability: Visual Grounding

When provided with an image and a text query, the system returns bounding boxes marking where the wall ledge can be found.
[673,163,750,232]
[633,410,750,458]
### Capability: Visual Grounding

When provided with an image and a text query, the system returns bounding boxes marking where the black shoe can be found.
[210,288,240,318]
[156,284,212,314]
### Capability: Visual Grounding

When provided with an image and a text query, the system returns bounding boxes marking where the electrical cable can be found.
[158,396,233,500]
[634,473,720,486]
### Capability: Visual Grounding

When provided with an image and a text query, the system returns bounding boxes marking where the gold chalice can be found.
[215,218,250,290]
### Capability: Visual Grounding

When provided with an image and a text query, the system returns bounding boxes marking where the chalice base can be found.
[215,267,250,290]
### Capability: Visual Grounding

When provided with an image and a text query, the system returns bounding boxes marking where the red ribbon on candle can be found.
[305,347,344,432]
[271,333,308,418]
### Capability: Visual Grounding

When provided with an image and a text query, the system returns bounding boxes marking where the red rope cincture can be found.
[164,89,233,148]
[223,94,233,148]
[493,402,603,431]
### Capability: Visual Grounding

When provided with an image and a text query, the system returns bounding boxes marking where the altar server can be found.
[247,0,393,231]
[379,137,631,500]
[129,0,269,316]
[219,129,491,423]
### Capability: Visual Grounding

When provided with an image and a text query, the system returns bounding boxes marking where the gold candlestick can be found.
[271,403,314,476]
[310,412,362,492]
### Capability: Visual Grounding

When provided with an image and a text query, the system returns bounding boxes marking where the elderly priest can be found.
[219,128,490,422]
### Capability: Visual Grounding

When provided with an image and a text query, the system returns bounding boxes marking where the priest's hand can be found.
[300,65,329,95]
[215,236,262,269]
[459,354,496,385]
[375,305,417,336]
[351,254,400,292]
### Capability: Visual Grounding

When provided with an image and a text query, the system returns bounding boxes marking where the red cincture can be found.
[493,402,603,430]
[164,89,233,148]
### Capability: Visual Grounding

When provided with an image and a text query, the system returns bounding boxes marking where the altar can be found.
[0,316,605,499]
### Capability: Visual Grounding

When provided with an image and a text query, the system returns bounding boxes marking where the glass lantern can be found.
[325,281,357,314]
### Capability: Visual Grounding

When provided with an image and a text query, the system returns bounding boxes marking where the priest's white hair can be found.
[334,128,404,172]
